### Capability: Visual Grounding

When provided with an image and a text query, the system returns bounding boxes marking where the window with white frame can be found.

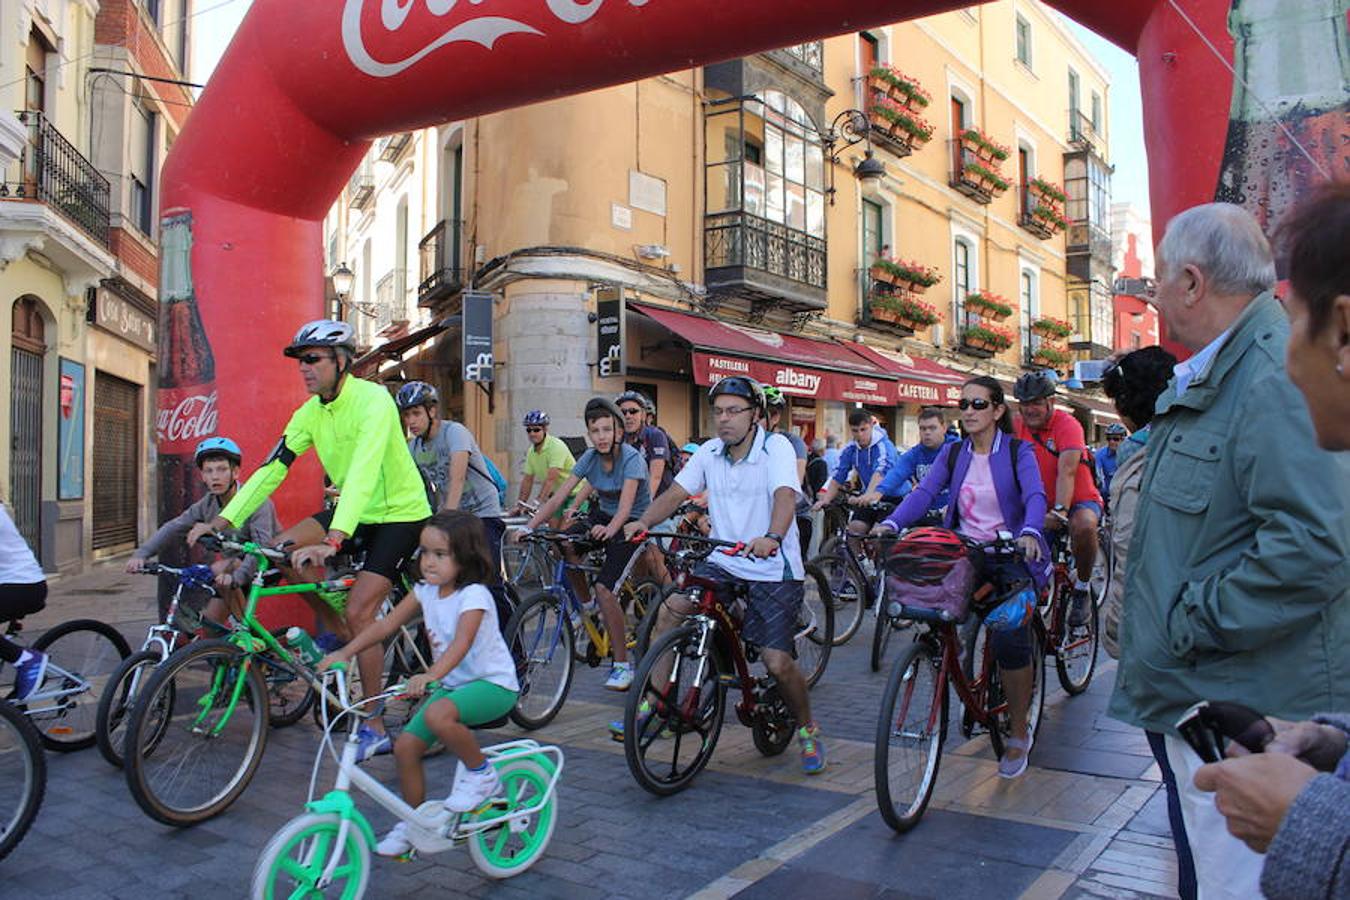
[1019,267,1039,362]
[953,236,977,331]
[1015,14,1032,69]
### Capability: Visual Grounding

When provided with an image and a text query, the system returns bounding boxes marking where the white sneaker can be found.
[443,762,502,813]
[604,662,634,691]
[375,821,413,857]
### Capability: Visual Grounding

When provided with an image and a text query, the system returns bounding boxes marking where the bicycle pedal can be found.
[392,849,418,863]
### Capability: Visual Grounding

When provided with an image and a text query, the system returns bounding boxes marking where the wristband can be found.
[323,535,344,551]
[764,532,784,544]
[1052,504,1068,513]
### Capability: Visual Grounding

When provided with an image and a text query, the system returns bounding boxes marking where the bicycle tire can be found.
[467,757,558,879]
[28,618,131,751]
[633,582,680,662]
[980,623,1047,760]
[1054,593,1100,696]
[1091,533,1113,611]
[251,811,371,899]
[95,649,165,768]
[874,641,947,833]
[798,564,834,687]
[622,576,662,653]
[812,539,868,646]
[505,592,575,730]
[869,578,906,673]
[124,638,269,826]
[624,624,725,796]
[750,682,794,757]
[0,698,45,861]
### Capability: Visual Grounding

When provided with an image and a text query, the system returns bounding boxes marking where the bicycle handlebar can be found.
[629,530,753,558]
[197,532,292,562]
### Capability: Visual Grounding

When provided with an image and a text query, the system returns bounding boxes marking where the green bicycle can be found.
[251,665,562,896]
[122,536,359,827]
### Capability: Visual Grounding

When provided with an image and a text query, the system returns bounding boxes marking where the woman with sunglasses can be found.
[873,376,1049,778]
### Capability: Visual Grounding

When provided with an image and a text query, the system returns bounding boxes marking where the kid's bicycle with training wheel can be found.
[251,664,562,896]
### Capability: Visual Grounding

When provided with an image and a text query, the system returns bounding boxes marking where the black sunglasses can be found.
[525,427,544,433]
[296,353,331,366]
[957,398,993,411]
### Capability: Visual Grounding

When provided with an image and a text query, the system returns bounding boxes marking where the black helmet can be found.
[584,397,625,431]
[283,319,356,358]
[1013,369,1059,402]
[615,390,653,415]
[395,381,439,410]
[709,376,765,413]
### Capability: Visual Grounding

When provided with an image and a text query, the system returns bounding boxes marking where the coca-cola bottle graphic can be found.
[1212,0,1350,231]
[156,210,218,529]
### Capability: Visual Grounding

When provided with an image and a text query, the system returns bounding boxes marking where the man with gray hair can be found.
[1109,203,1349,899]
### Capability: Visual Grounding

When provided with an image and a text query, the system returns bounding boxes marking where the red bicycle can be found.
[621,533,834,796]
[1041,529,1100,695]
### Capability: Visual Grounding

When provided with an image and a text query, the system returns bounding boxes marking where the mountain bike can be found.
[810,492,894,646]
[0,697,45,860]
[95,563,317,768]
[500,502,552,595]
[0,615,130,751]
[250,664,562,896]
[1042,529,1100,695]
[622,532,834,796]
[874,533,1046,832]
[122,537,361,827]
[502,529,660,729]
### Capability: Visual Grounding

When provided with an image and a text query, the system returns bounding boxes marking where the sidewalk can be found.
[30,555,159,639]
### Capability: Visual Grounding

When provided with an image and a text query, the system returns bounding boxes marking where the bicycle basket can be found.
[884,527,976,622]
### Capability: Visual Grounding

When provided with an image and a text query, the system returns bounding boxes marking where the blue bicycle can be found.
[504,530,661,729]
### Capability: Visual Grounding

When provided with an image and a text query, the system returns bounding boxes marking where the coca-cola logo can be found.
[156,390,219,448]
[342,0,650,78]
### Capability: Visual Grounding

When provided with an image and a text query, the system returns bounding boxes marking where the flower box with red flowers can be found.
[965,290,1014,321]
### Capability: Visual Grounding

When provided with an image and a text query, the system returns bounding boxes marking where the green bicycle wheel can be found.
[467,758,557,879]
[251,812,371,899]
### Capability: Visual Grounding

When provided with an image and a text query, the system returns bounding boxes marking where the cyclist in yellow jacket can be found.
[189,320,430,761]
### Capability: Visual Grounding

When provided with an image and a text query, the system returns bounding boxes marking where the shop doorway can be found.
[92,372,140,550]
[9,297,46,554]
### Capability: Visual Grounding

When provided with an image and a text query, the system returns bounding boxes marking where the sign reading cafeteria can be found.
[694,352,894,406]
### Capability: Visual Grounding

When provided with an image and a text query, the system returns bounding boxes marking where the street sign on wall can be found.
[462,290,494,382]
[596,286,625,378]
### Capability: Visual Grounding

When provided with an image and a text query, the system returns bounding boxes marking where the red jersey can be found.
[1014,409,1103,507]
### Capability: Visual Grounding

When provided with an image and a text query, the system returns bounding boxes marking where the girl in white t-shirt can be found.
[320,509,519,858]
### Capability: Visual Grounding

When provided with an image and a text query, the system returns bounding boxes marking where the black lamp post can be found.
[823,108,886,204]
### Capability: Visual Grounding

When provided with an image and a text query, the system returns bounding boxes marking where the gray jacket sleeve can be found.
[233,499,281,585]
[1260,774,1350,900]
[134,494,214,559]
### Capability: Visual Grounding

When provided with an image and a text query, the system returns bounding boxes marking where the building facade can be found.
[1,0,193,573]
[328,2,1116,484]
[1111,201,1160,353]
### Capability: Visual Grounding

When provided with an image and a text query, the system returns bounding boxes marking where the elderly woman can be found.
[1193,182,1350,900]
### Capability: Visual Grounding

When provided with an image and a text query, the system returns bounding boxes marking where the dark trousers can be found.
[0,582,47,664]
[1146,730,1198,900]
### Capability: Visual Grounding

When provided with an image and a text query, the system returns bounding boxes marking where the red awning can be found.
[843,342,967,406]
[633,303,896,405]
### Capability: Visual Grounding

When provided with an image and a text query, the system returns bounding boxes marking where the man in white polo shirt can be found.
[620,376,825,774]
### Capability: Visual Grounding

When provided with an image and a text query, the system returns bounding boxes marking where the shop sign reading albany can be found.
[694,352,899,405]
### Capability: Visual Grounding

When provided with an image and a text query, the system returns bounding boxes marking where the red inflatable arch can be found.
[156,0,1345,531]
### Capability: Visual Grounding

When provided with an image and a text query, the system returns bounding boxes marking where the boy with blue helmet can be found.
[127,436,280,625]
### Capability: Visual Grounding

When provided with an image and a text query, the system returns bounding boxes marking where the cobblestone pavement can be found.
[5,562,1179,899]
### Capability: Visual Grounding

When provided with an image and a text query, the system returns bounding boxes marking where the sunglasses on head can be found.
[957,398,993,411]
[296,353,331,366]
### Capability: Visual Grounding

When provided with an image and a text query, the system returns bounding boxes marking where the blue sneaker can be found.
[799,722,826,774]
[355,724,392,762]
[13,651,48,702]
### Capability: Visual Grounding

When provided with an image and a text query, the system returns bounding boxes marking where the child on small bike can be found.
[319,509,519,858]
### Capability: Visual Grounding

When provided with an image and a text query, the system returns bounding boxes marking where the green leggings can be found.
[402,680,518,745]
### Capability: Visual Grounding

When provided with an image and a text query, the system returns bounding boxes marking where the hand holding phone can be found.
[1175,700,1275,763]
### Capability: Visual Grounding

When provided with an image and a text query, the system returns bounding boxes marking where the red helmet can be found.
[885,527,969,586]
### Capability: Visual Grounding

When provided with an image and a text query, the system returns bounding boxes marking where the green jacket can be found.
[1109,292,1350,735]
[221,375,431,536]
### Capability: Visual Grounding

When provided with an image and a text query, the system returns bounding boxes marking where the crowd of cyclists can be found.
[8,314,1130,868]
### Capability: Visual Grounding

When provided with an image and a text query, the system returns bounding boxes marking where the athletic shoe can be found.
[604,662,634,691]
[355,724,392,762]
[798,722,826,774]
[998,736,1033,779]
[444,762,502,813]
[1068,587,1092,627]
[609,699,653,741]
[13,650,48,702]
[375,821,413,857]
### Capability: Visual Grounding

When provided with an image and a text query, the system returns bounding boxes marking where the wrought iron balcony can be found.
[417,218,464,307]
[775,41,823,74]
[374,267,409,333]
[0,110,111,246]
[948,141,1004,205]
[1069,109,1100,152]
[704,210,826,310]
[348,157,374,210]
[1018,185,1056,239]
[1066,219,1112,262]
[376,132,412,163]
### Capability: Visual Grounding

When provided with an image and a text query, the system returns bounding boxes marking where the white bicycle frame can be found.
[306,668,563,885]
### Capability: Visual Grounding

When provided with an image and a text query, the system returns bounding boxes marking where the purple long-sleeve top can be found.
[884,431,1052,586]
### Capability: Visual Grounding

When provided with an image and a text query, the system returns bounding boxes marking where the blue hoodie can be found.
[876,432,960,510]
